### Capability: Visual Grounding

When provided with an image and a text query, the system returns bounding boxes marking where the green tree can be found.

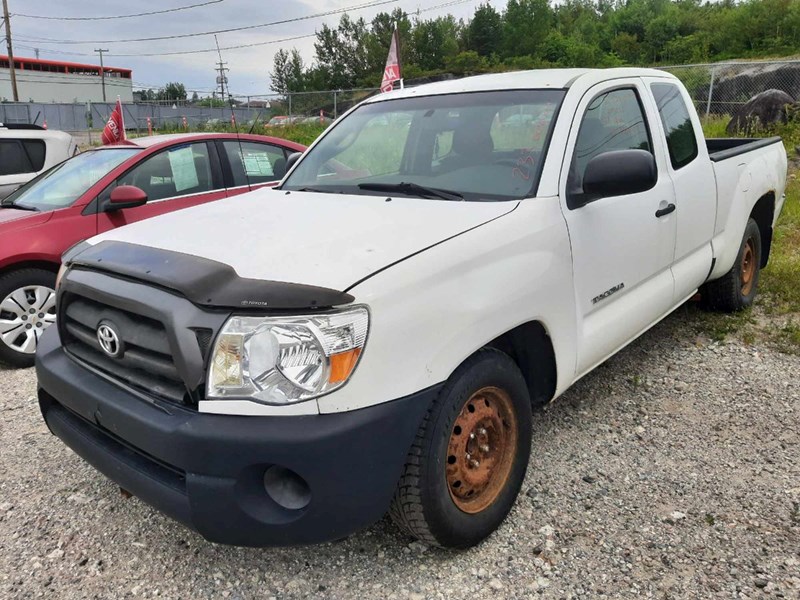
[158,82,187,101]
[466,3,503,57]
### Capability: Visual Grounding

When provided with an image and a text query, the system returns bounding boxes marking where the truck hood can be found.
[88,189,518,291]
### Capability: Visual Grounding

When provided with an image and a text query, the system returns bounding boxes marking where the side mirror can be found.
[284,151,303,174]
[107,185,148,211]
[569,149,657,209]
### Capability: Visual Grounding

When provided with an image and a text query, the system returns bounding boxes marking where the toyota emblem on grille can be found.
[97,322,123,358]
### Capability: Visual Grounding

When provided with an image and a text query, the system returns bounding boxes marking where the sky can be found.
[5,0,502,97]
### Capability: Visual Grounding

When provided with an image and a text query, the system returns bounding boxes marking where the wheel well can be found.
[485,321,557,409]
[1,261,60,277]
[750,192,775,268]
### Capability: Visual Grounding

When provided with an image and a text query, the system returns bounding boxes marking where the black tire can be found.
[389,348,532,549]
[701,218,762,313]
[0,268,57,368]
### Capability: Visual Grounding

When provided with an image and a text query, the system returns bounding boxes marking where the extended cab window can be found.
[222,141,288,186]
[651,82,699,170]
[118,142,220,201]
[0,139,45,175]
[569,88,652,195]
[283,89,565,201]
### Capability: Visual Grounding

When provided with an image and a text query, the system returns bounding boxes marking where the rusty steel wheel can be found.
[389,349,532,548]
[740,237,756,296]
[445,386,518,514]
[700,218,762,313]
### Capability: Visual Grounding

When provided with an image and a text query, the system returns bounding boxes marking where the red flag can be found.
[381,28,401,93]
[101,98,126,145]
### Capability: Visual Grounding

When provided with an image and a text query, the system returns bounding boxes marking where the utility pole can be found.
[2,0,19,101]
[95,48,108,102]
[215,60,228,105]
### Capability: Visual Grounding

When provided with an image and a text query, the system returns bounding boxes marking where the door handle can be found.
[655,203,676,218]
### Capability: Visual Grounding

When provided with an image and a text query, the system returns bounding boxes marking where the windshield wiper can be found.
[358,182,463,202]
[0,201,37,211]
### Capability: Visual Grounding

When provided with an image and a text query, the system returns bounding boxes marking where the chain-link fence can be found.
[659,60,800,119]
[0,88,379,133]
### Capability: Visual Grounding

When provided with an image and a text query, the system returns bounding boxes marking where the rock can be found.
[488,579,504,591]
[46,549,64,560]
[727,89,794,135]
[754,578,768,588]
[582,475,596,484]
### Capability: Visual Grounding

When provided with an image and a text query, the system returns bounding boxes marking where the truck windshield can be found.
[0,147,141,211]
[283,89,565,201]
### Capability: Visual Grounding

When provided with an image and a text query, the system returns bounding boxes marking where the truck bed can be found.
[706,136,783,162]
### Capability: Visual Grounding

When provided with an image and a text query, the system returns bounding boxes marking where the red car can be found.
[0,132,305,367]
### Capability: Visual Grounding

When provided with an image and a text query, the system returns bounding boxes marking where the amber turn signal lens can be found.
[328,348,362,384]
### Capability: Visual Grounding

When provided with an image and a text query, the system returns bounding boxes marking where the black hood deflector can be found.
[68,241,354,310]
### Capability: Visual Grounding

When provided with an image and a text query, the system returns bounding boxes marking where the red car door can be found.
[96,141,227,233]
[217,140,291,198]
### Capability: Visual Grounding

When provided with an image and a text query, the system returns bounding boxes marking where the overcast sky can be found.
[7,0,502,97]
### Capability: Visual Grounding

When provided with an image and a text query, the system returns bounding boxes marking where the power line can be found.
[12,0,476,59]
[12,0,400,45]
[11,1,224,21]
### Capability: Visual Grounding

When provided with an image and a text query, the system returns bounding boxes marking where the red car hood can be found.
[0,207,53,230]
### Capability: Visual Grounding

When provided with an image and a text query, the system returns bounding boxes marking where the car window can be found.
[22,139,47,171]
[0,140,33,176]
[651,82,699,170]
[118,142,219,202]
[222,141,287,186]
[569,88,652,195]
[1,148,141,210]
[283,90,566,201]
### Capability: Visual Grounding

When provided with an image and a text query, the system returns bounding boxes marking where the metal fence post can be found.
[288,93,292,120]
[334,90,338,119]
[706,66,716,119]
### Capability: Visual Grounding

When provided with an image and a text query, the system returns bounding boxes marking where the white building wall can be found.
[0,69,133,103]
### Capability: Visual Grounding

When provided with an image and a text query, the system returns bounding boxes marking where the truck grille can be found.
[60,294,192,405]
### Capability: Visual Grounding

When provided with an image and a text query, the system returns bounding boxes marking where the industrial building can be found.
[0,55,133,103]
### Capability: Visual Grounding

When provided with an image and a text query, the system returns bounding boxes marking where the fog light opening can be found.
[263,466,311,510]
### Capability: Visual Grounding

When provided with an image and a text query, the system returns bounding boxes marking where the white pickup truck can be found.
[37,68,787,549]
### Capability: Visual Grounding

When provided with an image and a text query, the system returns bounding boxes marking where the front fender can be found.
[317,196,577,414]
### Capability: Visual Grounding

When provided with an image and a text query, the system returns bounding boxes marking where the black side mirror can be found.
[105,185,148,211]
[284,151,303,175]
[569,149,657,209]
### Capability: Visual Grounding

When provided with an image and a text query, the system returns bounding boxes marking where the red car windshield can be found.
[1,148,141,211]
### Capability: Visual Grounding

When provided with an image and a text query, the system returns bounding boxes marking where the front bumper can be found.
[36,329,439,546]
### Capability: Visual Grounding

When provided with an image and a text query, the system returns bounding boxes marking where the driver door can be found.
[96,141,226,233]
[560,81,677,375]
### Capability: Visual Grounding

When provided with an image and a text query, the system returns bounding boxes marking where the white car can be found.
[38,68,787,549]
[0,125,78,200]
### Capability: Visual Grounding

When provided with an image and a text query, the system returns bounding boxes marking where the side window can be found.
[222,141,288,186]
[21,140,46,171]
[0,140,33,176]
[569,88,652,194]
[118,142,219,202]
[651,82,699,170]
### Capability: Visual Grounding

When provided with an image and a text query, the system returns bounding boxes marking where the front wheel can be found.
[700,218,762,312]
[389,349,532,548]
[0,269,58,368]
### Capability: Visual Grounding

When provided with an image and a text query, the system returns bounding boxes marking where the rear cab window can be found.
[650,82,699,170]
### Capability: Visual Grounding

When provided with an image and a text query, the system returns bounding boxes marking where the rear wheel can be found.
[389,349,532,548]
[701,218,762,312]
[0,269,57,368]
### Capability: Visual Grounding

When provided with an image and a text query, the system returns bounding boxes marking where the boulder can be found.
[727,89,794,135]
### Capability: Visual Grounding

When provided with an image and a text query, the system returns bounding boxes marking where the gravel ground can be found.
[1,306,798,599]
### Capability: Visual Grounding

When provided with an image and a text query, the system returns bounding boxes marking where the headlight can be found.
[207,306,369,405]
